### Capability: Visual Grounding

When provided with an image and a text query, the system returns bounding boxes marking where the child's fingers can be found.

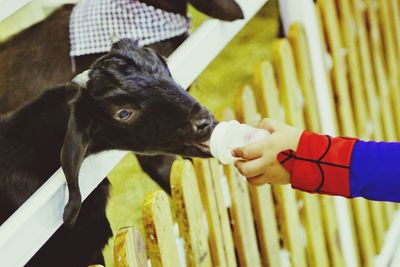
[246,174,267,186]
[256,118,282,133]
[234,157,265,178]
[232,141,263,160]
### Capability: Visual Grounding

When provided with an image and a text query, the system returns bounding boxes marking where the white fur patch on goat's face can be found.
[72,70,90,87]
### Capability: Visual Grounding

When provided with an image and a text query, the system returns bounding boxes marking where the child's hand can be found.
[232,118,303,186]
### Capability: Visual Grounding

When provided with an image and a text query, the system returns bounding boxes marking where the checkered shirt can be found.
[69,0,191,57]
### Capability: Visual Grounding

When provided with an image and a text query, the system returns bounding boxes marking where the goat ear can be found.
[72,70,90,88]
[189,0,244,21]
[61,89,93,227]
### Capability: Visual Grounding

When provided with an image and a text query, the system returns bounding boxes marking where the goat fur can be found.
[0,39,216,266]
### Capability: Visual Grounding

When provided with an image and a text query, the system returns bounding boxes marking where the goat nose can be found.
[193,117,210,133]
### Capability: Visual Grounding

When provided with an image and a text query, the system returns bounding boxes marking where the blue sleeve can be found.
[350,140,400,202]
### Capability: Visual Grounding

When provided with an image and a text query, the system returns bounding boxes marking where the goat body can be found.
[0,39,216,266]
[0,86,112,266]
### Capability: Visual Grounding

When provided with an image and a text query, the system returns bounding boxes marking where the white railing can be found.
[0,0,32,21]
[0,0,268,266]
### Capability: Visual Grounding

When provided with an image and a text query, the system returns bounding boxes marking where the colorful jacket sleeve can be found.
[277,131,400,202]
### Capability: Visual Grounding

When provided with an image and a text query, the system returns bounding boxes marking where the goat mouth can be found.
[193,140,210,153]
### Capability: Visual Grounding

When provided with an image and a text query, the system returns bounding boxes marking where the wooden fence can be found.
[102,0,400,263]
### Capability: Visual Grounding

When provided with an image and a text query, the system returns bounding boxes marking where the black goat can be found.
[0,39,216,266]
[0,0,243,192]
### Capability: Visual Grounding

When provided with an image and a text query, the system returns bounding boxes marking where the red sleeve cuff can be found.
[277,131,358,197]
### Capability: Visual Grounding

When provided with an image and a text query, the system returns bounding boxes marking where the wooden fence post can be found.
[350,0,388,248]
[236,84,299,267]
[365,0,398,227]
[273,38,330,267]
[193,158,237,267]
[114,227,148,267]
[215,107,263,267]
[143,190,182,267]
[288,23,346,267]
[170,160,212,267]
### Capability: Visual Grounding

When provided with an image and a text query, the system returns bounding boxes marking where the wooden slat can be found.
[349,0,385,147]
[192,159,228,266]
[352,198,377,267]
[288,23,321,132]
[235,85,283,267]
[114,227,148,267]
[318,1,378,266]
[217,107,263,267]
[314,2,341,133]
[235,85,262,124]
[314,6,348,267]
[337,0,371,139]
[364,0,397,142]
[377,0,400,137]
[389,0,400,59]
[272,40,305,128]
[350,0,388,248]
[377,0,400,238]
[253,61,308,267]
[223,164,263,267]
[170,160,212,267]
[375,0,400,232]
[142,190,182,267]
[319,0,368,255]
[288,22,346,267]
[193,158,237,267]
[207,159,238,267]
[365,0,398,226]
[317,3,364,266]
[338,0,387,256]
[317,0,357,136]
[273,38,330,267]
[253,61,285,122]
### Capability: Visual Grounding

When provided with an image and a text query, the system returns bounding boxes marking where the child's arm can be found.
[233,118,400,203]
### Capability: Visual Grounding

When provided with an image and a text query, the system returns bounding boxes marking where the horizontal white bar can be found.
[0,1,268,266]
[0,0,32,21]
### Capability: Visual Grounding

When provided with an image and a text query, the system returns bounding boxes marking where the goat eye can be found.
[114,109,133,121]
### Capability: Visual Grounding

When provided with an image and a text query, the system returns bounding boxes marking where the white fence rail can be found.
[0,0,32,21]
[0,0,268,266]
